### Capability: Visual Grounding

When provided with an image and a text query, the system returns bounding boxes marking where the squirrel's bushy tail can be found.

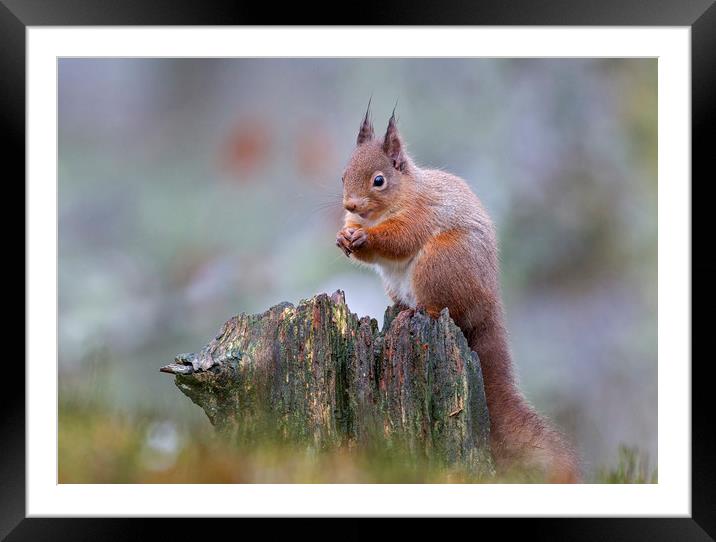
[466,317,580,483]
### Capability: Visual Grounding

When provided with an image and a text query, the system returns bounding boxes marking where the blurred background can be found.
[58,58,657,483]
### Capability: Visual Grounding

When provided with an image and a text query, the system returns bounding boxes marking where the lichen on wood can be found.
[161,290,494,475]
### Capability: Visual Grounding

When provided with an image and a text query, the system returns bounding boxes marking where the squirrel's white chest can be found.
[373,257,418,308]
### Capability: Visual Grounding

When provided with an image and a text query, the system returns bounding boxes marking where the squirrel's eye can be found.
[341,176,345,184]
[373,175,385,187]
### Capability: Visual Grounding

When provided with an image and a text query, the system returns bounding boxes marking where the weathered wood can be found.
[161,290,493,474]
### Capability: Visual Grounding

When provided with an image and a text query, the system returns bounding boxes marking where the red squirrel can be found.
[335,105,580,483]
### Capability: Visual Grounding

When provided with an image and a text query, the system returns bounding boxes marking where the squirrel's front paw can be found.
[336,227,354,256]
[348,228,368,250]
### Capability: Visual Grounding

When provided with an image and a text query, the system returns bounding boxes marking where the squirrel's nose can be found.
[344,200,358,212]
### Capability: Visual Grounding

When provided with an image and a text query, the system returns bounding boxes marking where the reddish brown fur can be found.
[336,110,580,483]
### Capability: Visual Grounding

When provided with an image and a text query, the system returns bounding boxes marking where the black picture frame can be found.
[4,0,713,538]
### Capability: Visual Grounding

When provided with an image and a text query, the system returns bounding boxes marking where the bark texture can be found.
[161,290,493,474]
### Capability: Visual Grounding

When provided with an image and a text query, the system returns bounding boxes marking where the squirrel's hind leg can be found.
[411,229,492,327]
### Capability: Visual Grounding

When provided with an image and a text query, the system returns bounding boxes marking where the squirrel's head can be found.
[341,104,411,223]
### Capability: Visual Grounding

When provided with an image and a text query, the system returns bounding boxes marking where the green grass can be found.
[596,445,657,484]
[59,399,656,484]
[59,401,486,483]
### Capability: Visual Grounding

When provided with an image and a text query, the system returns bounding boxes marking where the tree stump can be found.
[160,290,494,475]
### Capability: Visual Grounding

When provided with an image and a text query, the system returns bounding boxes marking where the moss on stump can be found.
[161,290,493,475]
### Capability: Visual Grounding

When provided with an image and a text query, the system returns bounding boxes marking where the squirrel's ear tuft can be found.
[382,110,406,172]
[356,98,374,146]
